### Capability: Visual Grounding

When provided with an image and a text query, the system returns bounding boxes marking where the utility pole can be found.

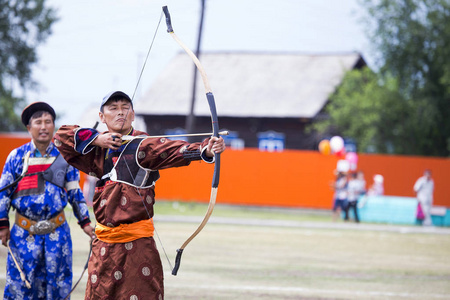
[185,0,206,140]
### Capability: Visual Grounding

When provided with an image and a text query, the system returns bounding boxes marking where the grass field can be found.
[1,202,450,299]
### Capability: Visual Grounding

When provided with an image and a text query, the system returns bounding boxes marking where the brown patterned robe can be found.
[55,126,211,300]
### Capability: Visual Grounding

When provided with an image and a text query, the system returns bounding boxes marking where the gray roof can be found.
[135,52,364,119]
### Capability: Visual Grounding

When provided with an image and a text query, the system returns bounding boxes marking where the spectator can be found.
[332,171,348,222]
[0,102,94,299]
[345,171,366,222]
[414,169,434,226]
[368,174,384,196]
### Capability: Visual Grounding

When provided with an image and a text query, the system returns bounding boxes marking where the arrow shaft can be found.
[121,130,228,141]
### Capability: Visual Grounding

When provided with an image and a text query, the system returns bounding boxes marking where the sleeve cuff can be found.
[74,128,99,154]
[201,145,215,163]
[79,218,91,228]
[0,218,10,229]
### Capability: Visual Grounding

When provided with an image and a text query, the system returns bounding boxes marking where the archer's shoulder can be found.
[133,129,149,136]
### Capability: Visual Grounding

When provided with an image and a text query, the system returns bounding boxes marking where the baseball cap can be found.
[100,91,132,111]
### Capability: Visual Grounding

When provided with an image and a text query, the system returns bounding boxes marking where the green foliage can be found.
[315,67,413,154]
[0,87,25,131]
[362,0,450,156]
[316,0,450,156]
[0,0,57,131]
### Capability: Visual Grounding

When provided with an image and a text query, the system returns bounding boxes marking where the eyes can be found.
[31,119,53,126]
[108,105,131,111]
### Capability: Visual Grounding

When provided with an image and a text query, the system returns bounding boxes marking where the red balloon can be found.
[335,148,346,158]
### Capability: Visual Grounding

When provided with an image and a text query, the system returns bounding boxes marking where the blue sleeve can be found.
[65,164,91,228]
[0,148,23,227]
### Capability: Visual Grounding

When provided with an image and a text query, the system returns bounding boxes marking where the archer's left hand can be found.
[205,137,226,158]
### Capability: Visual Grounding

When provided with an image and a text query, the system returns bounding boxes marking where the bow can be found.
[64,240,92,300]
[112,5,220,276]
[162,5,221,276]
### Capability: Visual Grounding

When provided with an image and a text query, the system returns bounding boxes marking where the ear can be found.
[99,111,106,124]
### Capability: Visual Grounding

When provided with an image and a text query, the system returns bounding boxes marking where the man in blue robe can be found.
[0,102,95,299]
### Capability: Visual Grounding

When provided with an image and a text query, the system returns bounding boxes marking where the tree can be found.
[315,0,450,156]
[315,67,415,154]
[0,0,57,131]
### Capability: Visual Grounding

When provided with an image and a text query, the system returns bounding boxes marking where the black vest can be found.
[102,138,160,188]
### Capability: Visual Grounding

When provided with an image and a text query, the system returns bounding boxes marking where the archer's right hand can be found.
[92,133,123,150]
[0,228,10,247]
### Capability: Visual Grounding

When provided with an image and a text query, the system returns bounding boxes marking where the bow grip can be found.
[207,92,220,188]
[162,6,174,33]
[172,248,184,275]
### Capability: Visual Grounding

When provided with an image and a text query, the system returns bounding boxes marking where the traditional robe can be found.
[55,126,213,300]
[0,141,91,299]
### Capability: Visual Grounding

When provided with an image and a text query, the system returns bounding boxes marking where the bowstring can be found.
[122,160,173,270]
[119,10,163,134]
[119,10,174,270]
[131,10,163,102]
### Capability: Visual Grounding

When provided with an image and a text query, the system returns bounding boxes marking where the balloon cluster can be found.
[318,136,358,172]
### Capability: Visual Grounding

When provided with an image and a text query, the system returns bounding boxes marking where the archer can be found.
[54,91,225,299]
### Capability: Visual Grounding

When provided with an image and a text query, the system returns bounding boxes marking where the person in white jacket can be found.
[414,169,434,226]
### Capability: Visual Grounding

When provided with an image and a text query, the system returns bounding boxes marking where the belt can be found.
[15,211,65,235]
[95,219,154,243]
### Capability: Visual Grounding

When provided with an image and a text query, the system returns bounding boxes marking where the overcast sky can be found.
[28,0,373,127]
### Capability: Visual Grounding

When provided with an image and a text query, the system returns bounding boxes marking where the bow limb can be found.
[162,5,220,276]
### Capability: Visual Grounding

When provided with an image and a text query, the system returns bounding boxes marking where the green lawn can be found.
[1,203,449,299]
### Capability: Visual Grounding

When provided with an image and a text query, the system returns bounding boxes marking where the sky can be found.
[28,0,373,127]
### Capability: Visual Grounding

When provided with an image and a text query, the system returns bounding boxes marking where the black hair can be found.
[29,110,55,125]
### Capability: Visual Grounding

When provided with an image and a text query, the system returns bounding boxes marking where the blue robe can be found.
[0,141,91,300]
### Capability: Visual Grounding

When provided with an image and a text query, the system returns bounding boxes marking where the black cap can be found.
[21,102,56,126]
[100,91,132,111]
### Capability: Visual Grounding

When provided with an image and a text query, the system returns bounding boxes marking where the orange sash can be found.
[95,219,154,243]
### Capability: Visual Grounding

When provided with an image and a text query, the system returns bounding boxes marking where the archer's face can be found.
[27,112,55,146]
[99,99,134,134]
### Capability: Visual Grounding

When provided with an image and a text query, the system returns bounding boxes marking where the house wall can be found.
[1,134,448,209]
[141,115,315,149]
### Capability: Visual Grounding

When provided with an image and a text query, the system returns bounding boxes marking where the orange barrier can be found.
[358,154,449,206]
[0,134,448,209]
[157,149,337,209]
[0,133,30,163]
[156,149,450,209]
